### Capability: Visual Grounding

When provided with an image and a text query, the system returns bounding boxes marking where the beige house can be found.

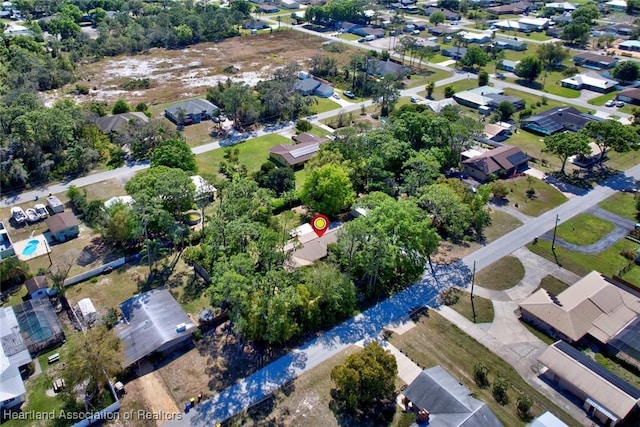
[538,341,640,426]
[519,271,640,345]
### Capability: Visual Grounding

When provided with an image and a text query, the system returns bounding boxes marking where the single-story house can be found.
[292,132,326,145]
[350,26,385,38]
[483,123,513,142]
[24,276,50,299]
[191,175,217,202]
[243,19,269,30]
[13,298,65,354]
[269,138,328,168]
[428,25,460,36]
[544,2,577,12]
[605,0,628,12]
[486,93,525,111]
[538,340,640,426]
[461,145,528,181]
[280,0,299,9]
[338,21,360,32]
[287,226,340,268]
[519,271,640,346]
[293,78,334,97]
[0,306,32,410]
[165,99,219,126]
[521,106,599,135]
[424,98,458,113]
[45,212,79,242]
[116,289,197,367]
[498,59,520,72]
[95,112,149,135]
[442,46,467,60]
[617,87,640,105]
[493,38,527,51]
[560,72,618,93]
[486,4,527,15]
[452,85,504,109]
[461,31,491,44]
[402,366,503,427]
[423,7,460,21]
[366,59,410,78]
[519,17,550,31]
[573,52,618,70]
[530,411,569,427]
[553,15,572,26]
[257,3,279,13]
[546,27,563,38]
[619,40,640,52]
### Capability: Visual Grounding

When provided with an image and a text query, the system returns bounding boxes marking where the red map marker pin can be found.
[311,214,330,238]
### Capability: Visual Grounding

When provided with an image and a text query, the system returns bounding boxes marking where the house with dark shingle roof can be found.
[461,145,528,181]
[573,52,618,70]
[365,59,410,78]
[423,7,461,21]
[95,112,149,134]
[24,276,49,299]
[164,99,219,126]
[521,106,600,135]
[293,78,334,97]
[442,46,467,60]
[617,88,640,105]
[493,38,527,51]
[45,212,79,242]
[402,366,503,427]
[116,289,196,367]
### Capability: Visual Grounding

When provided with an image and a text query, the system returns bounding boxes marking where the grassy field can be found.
[449,291,495,323]
[607,149,640,172]
[542,85,581,98]
[588,91,619,106]
[526,237,640,288]
[196,133,291,176]
[502,176,568,216]
[389,311,581,427]
[534,275,569,296]
[407,67,452,89]
[428,79,478,100]
[555,213,616,246]
[476,256,525,290]
[599,192,639,221]
[310,96,341,114]
[484,210,523,242]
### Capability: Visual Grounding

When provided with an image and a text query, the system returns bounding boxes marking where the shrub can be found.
[519,109,533,120]
[621,248,636,260]
[490,181,509,199]
[516,394,533,418]
[74,84,89,95]
[444,86,455,98]
[492,376,510,405]
[296,119,312,133]
[474,363,490,388]
[562,66,579,77]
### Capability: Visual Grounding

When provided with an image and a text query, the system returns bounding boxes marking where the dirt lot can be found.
[44,30,359,110]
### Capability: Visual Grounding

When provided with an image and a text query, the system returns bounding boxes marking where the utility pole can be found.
[551,214,560,252]
[471,261,476,323]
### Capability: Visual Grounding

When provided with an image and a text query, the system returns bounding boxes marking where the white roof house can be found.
[561,72,619,92]
[605,0,627,10]
[190,175,217,201]
[544,2,577,10]
[0,307,30,410]
[530,411,569,427]
[78,298,97,324]
[519,17,550,28]
[104,195,134,210]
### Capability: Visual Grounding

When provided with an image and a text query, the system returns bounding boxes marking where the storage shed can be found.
[78,298,97,324]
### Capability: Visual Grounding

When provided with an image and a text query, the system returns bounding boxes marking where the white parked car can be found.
[604,100,615,107]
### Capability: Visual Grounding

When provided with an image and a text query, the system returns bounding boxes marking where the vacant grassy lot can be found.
[543,85,581,98]
[556,213,616,246]
[311,96,341,114]
[526,238,640,288]
[503,176,567,216]
[389,311,581,427]
[476,256,525,290]
[534,274,569,296]
[196,133,290,176]
[483,210,523,242]
[428,79,478,100]
[449,291,495,323]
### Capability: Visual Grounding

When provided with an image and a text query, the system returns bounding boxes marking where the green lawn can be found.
[310,96,340,114]
[429,53,452,64]
[449,291,495,323]
[542,85,581,98]
[556,213,616,246]
[588,91,619,106]
[607,149,640,172]
[307,124,333,139]
[476,256,525,290]
[428,79,478,100]
[484,210,523,242]
[534,274,569,296]
[526,238,640,288]
[599,192,639,222]
[503,176,568,216]
[196,133,291,176]
[389,312,581,427]
[407,67,452,89]
[338,33,361,41]
[294,166,309,189]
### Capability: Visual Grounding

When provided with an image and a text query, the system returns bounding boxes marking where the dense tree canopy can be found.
[613,61,640,83]
[582,120,640,164]
[543,131,590,174]
[515,56,543,83]
[150,138,197,173]
[125,165,195,217]
[331,341,398,413]
[300,164,355,217]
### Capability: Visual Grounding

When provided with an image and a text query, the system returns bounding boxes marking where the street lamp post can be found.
[551,214,560,252]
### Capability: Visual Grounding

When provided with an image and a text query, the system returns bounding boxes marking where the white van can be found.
[364,35,376,42]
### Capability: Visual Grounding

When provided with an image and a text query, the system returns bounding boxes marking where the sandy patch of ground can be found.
[43,30,358,108]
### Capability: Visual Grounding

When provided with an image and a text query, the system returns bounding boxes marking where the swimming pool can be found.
[22,239,40,256]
